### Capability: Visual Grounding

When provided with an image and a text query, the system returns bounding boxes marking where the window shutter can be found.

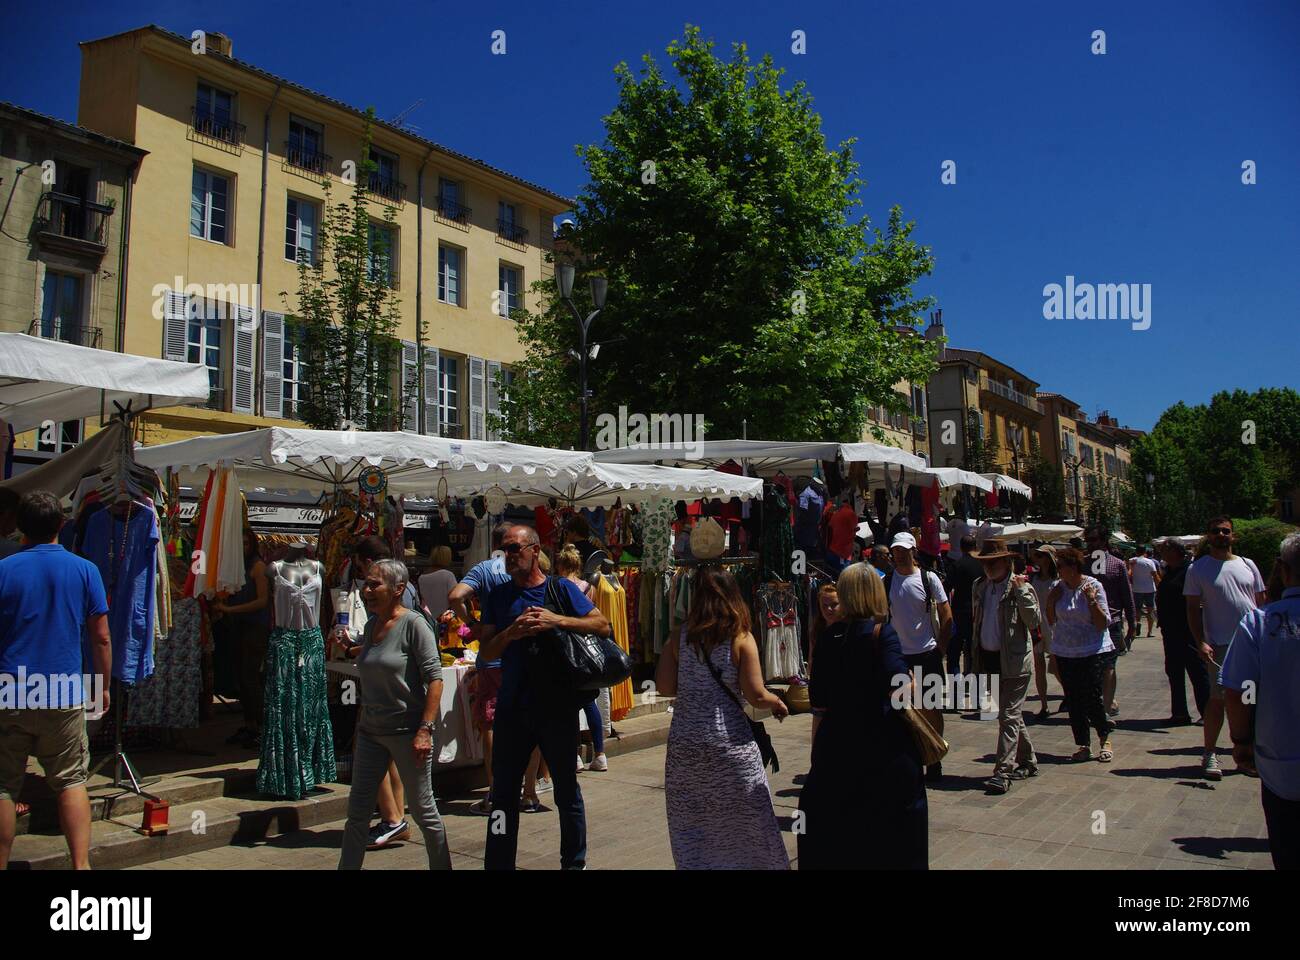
[401,340,418,432]
[163,289,188,361]
[232,304,255,414]
[469,355,486,440]
[262,311,285,418]
[422,347,440,436]
[486,360,502,440]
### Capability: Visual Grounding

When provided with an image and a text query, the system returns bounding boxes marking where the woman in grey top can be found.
[334,559,452,870]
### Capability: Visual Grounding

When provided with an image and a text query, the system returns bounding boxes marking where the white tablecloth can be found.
[326,661,483,769]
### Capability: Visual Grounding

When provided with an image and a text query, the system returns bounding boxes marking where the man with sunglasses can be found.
[1184,516,1266,781]
[477,525,610,870]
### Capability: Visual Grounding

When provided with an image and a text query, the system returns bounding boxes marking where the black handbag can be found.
[699,643,780,773]
[537,576,635,693]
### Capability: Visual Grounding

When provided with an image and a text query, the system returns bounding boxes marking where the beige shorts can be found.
[0,707,90,801]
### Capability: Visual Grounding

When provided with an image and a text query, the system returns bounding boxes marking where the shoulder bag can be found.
[872,623,948,768]
[540,576,635,692]
[697,639,780,773]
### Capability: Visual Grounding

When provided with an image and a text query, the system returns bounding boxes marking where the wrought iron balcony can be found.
[437,195,471,224]
[28,319,102,349]
[35,191,113,252]
[367,173,406,204]
[912,417,927,440]
[191,107,246,146]
[284,141,332,175]
[979,374,1044,415]
[497,218,528,244]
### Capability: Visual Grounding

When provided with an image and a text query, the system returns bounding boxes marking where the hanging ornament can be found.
[484,485,506,515]
[436,475,449,506]
[359,466,388,497]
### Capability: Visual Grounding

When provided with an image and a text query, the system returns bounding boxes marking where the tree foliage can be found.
[287,110,408,431]
[498,26,939,448]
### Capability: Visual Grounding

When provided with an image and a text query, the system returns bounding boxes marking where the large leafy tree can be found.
[288,110,408,431]
[498,26,939,447]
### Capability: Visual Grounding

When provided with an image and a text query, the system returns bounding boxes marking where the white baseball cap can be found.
[890,531,916,550]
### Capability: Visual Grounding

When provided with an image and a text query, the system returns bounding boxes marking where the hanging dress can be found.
[257,560,336,800]
[592,574,634,721]
[126,595,202,729]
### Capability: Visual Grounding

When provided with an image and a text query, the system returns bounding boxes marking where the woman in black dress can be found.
[798,562,928,869]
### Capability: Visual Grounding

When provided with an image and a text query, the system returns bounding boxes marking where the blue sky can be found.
[3,0,1297,431]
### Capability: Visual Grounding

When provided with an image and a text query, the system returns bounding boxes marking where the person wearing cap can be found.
[885,531,952,781]
[970,538,1041,793]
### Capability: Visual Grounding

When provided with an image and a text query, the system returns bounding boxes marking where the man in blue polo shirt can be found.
[1222,531,1300,871]
[0,491,112,870]
[477,524,609,870]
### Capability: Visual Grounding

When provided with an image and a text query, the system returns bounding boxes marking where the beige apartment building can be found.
[1037,392,1137,518]
[77,25,572,443]
[0,102,147,451]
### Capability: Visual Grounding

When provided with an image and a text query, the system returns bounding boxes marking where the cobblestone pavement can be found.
[130,628,1272,870]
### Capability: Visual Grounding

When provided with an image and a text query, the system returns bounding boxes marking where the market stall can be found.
[980,472,1033,500]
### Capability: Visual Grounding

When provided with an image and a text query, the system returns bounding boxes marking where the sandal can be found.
[519,797,542,813]
[1072,745,1092,762]
[15,801,30,817]
[468,797,491,815]
[1098,740,1114,763]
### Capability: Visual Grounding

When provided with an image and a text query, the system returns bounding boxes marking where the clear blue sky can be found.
[3,0,1297,431]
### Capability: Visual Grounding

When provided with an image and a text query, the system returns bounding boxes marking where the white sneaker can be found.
[535,776,553,794]
[588,753,608,772]
[576,754,586,772]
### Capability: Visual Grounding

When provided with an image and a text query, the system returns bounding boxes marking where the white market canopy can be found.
[593,439,841,477]
[838,442,928,471]
[488,461,764,508]
[0,333,210,433]
[981,473,1033,500]
[134,428,595,497]
[998,522,1084,543]
[922,467,995,492]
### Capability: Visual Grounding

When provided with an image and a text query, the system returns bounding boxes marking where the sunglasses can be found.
[1210,528,1232,537]
[502,542,537,555]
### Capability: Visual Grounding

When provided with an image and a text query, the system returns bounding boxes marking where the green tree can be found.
[287,110,408,431]
[499,26,939,448]
[964,409,992,474]
[1025,432,1066,520]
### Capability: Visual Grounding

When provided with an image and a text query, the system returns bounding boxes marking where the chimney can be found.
[924,308,945,341]
[206,32,233,57]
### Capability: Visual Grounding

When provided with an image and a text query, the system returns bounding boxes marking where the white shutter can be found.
[469,355,485,440]
[262,311,285,419]
[422,347,440,435]
[401,340,418,432]
[486,359,502,440]
[232,304,255,414]
[163,289,188,361]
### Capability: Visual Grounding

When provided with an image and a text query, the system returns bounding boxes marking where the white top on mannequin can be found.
[270,558,324,630]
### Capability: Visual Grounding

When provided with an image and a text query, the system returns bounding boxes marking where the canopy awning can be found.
[922,467,995,492]
[488,461,764,508]
[980,473,1033,499]
[134,428,595,497]
[0,334,210,433]
[592,439,840,477]
[998,522,1084,543]
[838,442,928,471]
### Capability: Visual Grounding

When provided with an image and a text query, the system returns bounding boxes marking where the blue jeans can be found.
[582,700,604,754]
[486,704,587,869]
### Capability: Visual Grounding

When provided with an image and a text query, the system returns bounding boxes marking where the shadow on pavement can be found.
[1170,834,1270,860]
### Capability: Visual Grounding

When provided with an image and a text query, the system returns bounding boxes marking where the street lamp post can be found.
[1064,455,1083,522]
[557,262,607,450]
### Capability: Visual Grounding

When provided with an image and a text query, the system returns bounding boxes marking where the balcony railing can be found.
[367,173,406,204]
[497,218,528,244]
[191,107,246,146]
[284,141,332,175]
[28,320,102,349]
[912,418,927,440]
[35,192,113,249]
[437,195,471,224]
[980,374,1044,414]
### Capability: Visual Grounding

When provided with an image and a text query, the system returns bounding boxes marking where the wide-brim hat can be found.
[975,537,1014,561]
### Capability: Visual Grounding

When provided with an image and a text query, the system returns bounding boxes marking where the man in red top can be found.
[827,498,860,573]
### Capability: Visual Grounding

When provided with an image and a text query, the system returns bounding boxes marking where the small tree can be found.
[288,110,408,431]
[1025,432,1066,520]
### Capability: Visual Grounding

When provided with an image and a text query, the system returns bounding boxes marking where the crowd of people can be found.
[2,484,1297,872]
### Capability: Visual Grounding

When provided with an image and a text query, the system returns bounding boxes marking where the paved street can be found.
[131,629,1272,870]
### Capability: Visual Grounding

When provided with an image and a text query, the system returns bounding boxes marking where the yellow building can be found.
[77,26,573,444]
[1037,393,1138,518]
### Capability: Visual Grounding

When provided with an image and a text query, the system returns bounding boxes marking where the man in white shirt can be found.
[1127,544,1161,637]
[1184,516,1267,781]
[887,531,953,781]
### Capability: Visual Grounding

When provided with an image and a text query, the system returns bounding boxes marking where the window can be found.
[281,322,308,420]
[438,178,467,222]
[497,200,526,242]
[287,116,325,172]
[40,270,84,343]
[368,148,401,201]
[1104,453,1116,476]
[911,385,926,419]
[498,264,521,317]
[367,223,396,287]
[438,355,461,437]
[195,83,236,141]
[1081,445,1094,468]
[285,197,318,263]
[188,301,225,408]
[987,412,998,446]
[438,245,461,305]
[191,167,229,243]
